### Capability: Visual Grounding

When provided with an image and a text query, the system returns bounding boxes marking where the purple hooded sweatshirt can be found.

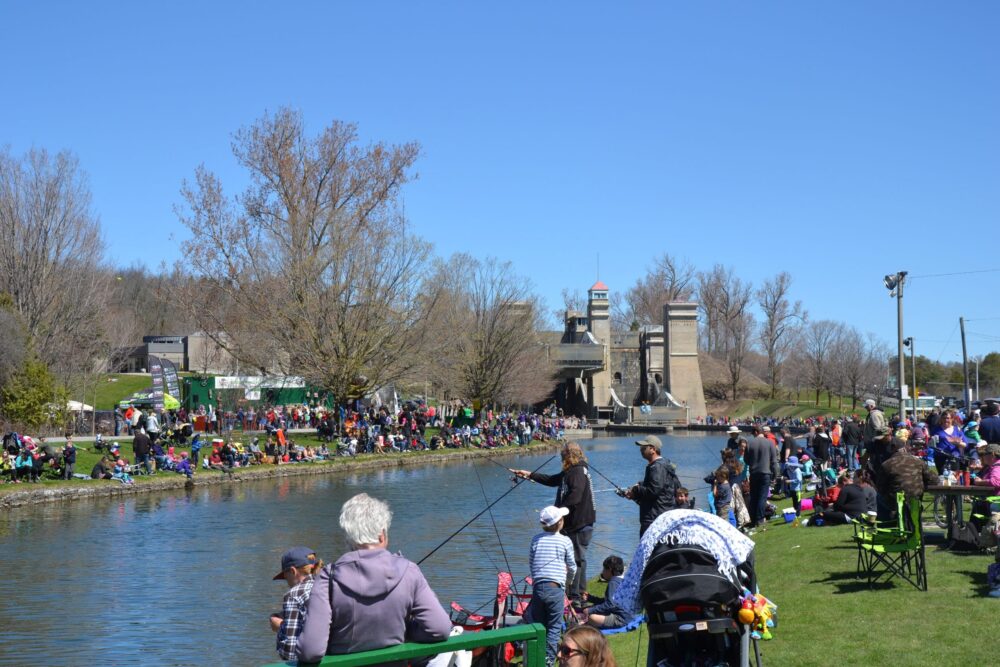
[296,548,451,664]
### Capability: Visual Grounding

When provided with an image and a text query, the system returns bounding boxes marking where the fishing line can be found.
[585,461,628,493]
[633,622,644,667]
[590,539,630,556]
[417,455,556,565]
[481,455,516,474]
[473,461,515,579]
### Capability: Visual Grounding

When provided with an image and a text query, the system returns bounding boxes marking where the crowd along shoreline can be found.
[0,439,566,510]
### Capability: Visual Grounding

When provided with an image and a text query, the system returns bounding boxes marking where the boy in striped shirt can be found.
[527,505,577,666]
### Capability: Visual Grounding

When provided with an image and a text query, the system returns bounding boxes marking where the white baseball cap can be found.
[539,505,570,527]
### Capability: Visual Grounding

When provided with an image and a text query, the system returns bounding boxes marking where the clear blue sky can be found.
[3,2,998,366]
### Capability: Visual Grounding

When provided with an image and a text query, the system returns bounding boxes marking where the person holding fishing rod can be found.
[621,435,681,537]
[511,441,596,608]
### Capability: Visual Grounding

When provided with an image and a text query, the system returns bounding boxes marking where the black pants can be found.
[566,525,593,600]
[749,472,772,526]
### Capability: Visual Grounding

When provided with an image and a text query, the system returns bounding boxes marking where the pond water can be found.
[0,432,726,665]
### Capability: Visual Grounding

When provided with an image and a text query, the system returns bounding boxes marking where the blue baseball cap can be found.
[273,547,318,580]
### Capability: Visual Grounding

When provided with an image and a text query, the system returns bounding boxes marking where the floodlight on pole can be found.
[904,337,916,418]
[885,271,908,417]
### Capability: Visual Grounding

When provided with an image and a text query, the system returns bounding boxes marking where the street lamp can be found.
[904,337,916,419]
[884,271,908,417]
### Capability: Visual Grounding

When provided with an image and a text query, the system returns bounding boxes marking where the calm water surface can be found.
[0,433,724,666]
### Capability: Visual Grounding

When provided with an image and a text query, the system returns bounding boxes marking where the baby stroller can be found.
[163,422,194,447]
[640,534,762,666]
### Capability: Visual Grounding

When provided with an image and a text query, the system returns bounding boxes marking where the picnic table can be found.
[925,485,995,548]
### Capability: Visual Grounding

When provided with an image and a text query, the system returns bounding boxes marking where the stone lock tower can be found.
[586,281,611,412]
[662,302,707,419]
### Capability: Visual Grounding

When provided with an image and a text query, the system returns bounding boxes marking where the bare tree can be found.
[431,255,554,408]
[624,253,696,328]
[696,265,726,355]
[0,147,109,377]
[800,320,842,405]
[718,274,754,401]
[0,302,28,387]
[756,272,805,399]
[177,108,438,404]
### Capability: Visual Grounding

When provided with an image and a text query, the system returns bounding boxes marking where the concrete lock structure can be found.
[548,282,707,424]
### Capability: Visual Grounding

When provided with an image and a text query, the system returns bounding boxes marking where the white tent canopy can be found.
[67,400,94,412]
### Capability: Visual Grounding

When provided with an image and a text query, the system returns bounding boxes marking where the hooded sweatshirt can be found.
[296,548,451,664]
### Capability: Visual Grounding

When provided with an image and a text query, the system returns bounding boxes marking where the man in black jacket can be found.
[512,441,596,604]
[745,425,779,529]
[842,417,864,471]
[132,428,152,475]
[624,435,679,536]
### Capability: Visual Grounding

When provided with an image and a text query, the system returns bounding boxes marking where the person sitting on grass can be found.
[112,459,134,485]
[585,556,630,630]
[814,472,850,509]
[1,449,14,482]
[91,456,113,480]
[15,448,36,483]
[175,451,193,478]
[810,471,867,525]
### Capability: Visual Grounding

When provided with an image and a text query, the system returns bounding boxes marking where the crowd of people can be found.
[2,402,579,486]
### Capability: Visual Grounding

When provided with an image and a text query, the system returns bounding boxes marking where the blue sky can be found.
[2,2,998,364]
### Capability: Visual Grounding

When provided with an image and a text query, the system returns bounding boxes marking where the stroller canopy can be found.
[613,509,756,616]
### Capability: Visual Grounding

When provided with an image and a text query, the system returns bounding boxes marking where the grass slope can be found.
[603,502,996,666]
[90,374,157,410]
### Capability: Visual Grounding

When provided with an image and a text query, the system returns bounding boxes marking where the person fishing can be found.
[623,435,681,536]
[512,441,596,607]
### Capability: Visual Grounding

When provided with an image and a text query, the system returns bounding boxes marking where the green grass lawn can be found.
[730,396,869,420]
[602,500,997,666]
[89,374,157,410]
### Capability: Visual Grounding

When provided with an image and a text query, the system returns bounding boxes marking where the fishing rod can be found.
[481,455,516,474]
[472,460,515,578]
[585,461,629,495]
[417,454,556,566]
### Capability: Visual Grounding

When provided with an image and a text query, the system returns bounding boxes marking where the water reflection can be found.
[0,432,724,665]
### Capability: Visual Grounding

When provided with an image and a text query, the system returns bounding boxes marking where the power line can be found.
[934,321,959,363]
[909,268,1000,280]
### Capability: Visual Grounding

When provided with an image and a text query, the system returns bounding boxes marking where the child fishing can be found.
[527,505,576,667]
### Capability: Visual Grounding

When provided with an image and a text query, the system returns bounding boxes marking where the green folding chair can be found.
[854,492,927,591]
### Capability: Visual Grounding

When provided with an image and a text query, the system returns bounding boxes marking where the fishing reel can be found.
[615,487,628,498]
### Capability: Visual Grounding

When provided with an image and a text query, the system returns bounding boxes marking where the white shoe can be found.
[988,587,1000,598]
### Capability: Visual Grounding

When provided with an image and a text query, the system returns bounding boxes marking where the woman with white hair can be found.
[297,494,451,664]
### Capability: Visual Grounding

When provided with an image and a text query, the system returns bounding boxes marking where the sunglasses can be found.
[557,644,587,659]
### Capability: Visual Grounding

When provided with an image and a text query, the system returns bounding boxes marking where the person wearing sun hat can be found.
[270,546,323,661]
[725,425,742,451]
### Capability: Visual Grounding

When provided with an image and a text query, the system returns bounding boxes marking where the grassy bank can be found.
[602,500,995,666]
[716,396,868,420]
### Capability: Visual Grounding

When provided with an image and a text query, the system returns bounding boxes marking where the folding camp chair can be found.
[854,492,927,591]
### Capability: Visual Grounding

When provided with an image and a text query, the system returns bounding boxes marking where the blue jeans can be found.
[567,526,593,600]
[527,582,564,665]
[846,444,860,470]
[749,472,772,526]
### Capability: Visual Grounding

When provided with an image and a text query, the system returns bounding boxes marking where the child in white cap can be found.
[527,505,576,666]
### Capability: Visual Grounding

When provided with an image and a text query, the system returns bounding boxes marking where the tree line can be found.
[0,110,554,430]
[601,253,1000,409]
